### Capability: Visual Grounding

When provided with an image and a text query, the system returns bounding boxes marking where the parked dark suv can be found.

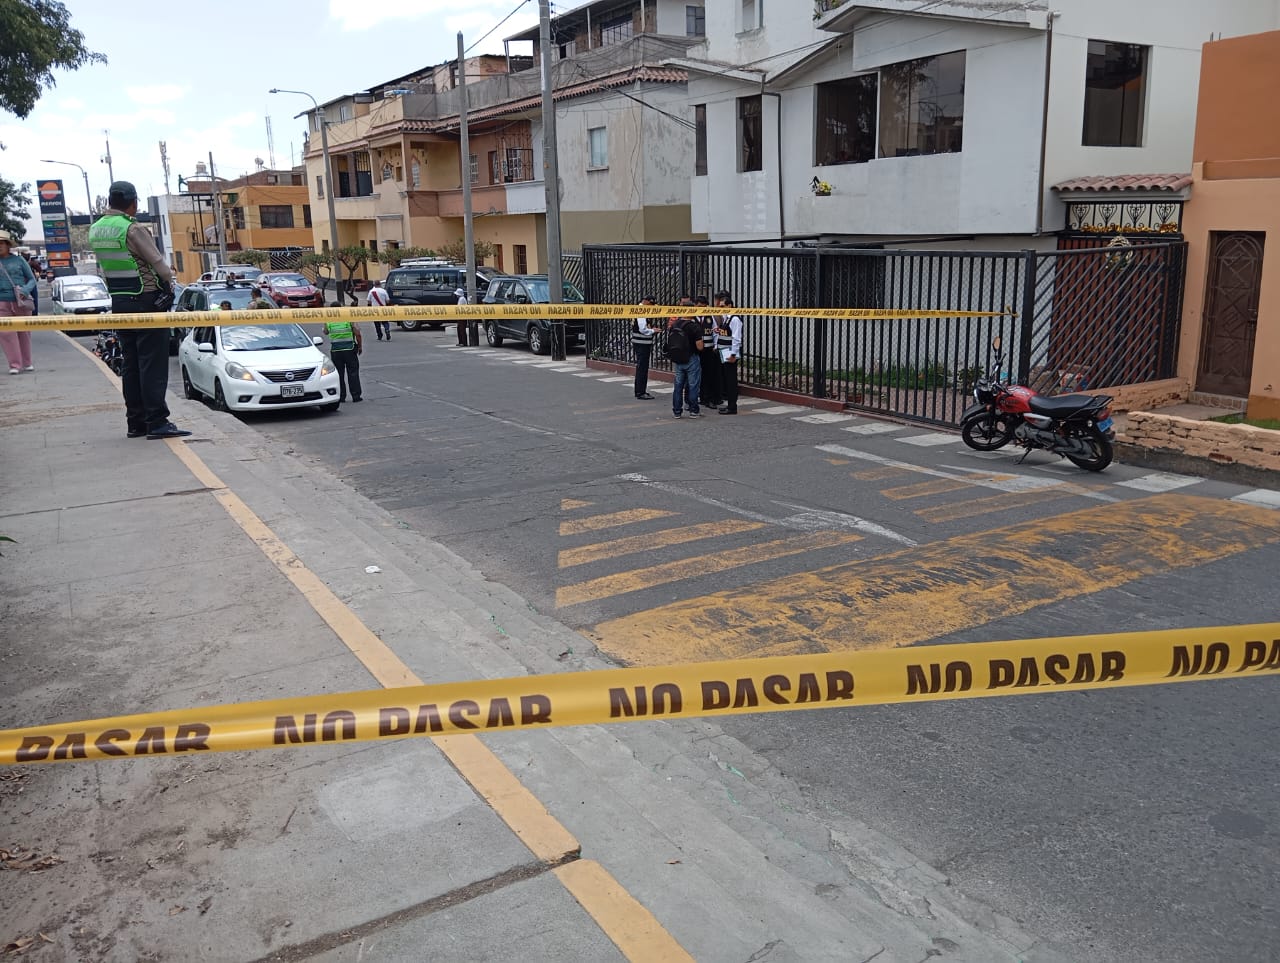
[384,263,495,330]
[481,275,586,355]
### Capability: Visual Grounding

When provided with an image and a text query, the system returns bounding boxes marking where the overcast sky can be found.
[3,0,543,238]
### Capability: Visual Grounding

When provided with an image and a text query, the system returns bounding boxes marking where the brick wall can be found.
[1125,412,1280,470]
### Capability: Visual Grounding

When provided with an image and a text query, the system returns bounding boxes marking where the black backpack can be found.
[664,320,693,363]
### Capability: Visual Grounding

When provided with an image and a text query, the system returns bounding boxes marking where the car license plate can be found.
[1097,417,1114,433]
[281,384,306,398]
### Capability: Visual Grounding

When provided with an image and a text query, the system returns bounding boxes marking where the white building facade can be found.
[685,0,1280,244]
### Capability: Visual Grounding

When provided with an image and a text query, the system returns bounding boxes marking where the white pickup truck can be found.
[199,265,262,283]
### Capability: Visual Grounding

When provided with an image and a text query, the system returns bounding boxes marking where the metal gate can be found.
[582,241,1187,426]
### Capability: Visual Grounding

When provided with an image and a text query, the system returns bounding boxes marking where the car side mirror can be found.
[197,342,215,354]
[312,336,323,346]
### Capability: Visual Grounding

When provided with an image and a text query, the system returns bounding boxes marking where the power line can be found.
[466,0,534,54]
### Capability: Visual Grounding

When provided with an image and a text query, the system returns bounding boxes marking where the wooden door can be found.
[1198,231,1263,396]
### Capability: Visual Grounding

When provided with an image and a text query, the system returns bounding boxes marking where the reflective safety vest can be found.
[631,316,654,345]
[325,320,357,350]
[88,214,143,296]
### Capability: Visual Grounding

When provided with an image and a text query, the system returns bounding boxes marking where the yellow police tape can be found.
[0,302,1006,333]
[3,623,1277,764]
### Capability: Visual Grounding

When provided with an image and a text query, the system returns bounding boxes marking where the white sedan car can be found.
[179,323,341,414]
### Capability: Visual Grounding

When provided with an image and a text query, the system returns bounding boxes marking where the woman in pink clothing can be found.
[0,230,38,374]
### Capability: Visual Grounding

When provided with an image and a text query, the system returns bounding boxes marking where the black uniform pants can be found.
[115,291,170,431]
[700,347,722,406]
[721,359,739,412]
[633,342,652,396]
[332,348,362,401]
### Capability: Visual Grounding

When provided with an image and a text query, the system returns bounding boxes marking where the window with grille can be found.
[738,96,762,172]
[469,153,479,184]
[601,14,633,45]
[588,127,608,168]
[514,244,528,274]
[303,204,312,228]
[815,74,878,165]
[1083,41,1148,147]
[260,205,295,229]
[410,159,421,188]
[316,175,324,199]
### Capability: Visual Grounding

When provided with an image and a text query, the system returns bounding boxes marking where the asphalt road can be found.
[172,324,1280,961]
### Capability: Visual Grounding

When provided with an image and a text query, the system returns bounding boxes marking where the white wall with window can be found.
[692,0,1280,241]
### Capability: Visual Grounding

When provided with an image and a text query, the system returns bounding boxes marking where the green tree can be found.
[377,246,435,268]
[0,1,106,119]
[435,238,495,265]
[230,249,272,269]
[0,176,32,241]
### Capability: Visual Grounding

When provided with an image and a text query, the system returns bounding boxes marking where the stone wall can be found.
[1125,411,1280,471]
[1105,378,1188,413]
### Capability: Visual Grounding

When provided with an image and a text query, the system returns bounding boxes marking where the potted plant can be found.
[811,177,833,197]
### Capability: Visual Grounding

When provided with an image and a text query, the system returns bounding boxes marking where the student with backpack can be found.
[665,295,704,418]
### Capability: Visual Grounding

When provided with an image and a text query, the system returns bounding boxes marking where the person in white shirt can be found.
[454,287,469,345]
[367,279,391,341]
[632,296,657,399]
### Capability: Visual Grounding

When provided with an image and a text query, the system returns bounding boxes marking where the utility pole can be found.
[102,131,114,183]
[539,0,566,360]
[209,152,228,267]
[459,31,479,347]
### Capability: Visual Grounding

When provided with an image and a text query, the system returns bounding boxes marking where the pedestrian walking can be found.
[0,231,38,375]
[368,279,391,341]
[88,181,189,438]
[25,256,41,315]
[666,297,703,418]
[696,294,722,409]
[632,296,657,399]
[715,290,743,415]
[323,317,363,402]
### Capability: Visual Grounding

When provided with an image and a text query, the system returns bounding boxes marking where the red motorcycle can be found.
[960,339,1116,471]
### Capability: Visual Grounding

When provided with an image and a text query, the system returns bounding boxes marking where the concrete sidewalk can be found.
[1,331,1066,962]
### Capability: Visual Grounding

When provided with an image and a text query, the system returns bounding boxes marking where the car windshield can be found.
[221,324,313,351]
[522,279,584,303]
[62,280,109,301]
[270,276,308,288]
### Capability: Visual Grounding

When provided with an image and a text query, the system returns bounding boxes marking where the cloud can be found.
[125,84,188,106]
[57,96,85,111]
[81,109,177,132]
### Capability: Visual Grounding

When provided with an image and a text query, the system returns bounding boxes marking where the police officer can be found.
[714,289,743,415]
[695,294,721,409]
[323,316,363,402]
[632,296,657,399]
[89,180,189,439]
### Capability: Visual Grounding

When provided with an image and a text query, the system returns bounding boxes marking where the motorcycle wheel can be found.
[961,413,1013,451]
[1066,432,1113,471]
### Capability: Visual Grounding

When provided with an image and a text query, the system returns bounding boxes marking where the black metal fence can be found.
[582,241,1187,426]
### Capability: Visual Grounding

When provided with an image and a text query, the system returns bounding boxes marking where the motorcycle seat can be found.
[1027,393,1101,417]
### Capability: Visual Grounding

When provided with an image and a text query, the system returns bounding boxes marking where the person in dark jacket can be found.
[695,294,721,409]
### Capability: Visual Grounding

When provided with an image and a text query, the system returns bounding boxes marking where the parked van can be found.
[51,274,112,320]
[384,264,496,330]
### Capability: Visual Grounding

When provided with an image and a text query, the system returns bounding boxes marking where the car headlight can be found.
[224,361,256,382]
[320,358,335,376]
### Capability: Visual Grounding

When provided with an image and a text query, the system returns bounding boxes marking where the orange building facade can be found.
[1179,29,1280,418]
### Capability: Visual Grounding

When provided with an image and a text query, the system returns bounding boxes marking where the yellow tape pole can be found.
[0,303,1008,333]
[4,623,1277,765]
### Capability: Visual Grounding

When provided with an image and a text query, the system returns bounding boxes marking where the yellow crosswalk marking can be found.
[559,508,677,536]
[881,477,977,500]
[557,531,863,607]
[559,519,765,568]
[852,466,908,481]
[561,498,593,511]
[914,487,1078,523]
[591,494,1280,664]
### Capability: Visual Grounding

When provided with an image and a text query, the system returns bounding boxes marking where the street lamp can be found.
[270,87,343,305]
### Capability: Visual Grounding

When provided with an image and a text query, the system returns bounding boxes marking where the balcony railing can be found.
[188,227,239,249]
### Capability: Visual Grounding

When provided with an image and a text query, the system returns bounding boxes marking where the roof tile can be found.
[1052,173,1193,193]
